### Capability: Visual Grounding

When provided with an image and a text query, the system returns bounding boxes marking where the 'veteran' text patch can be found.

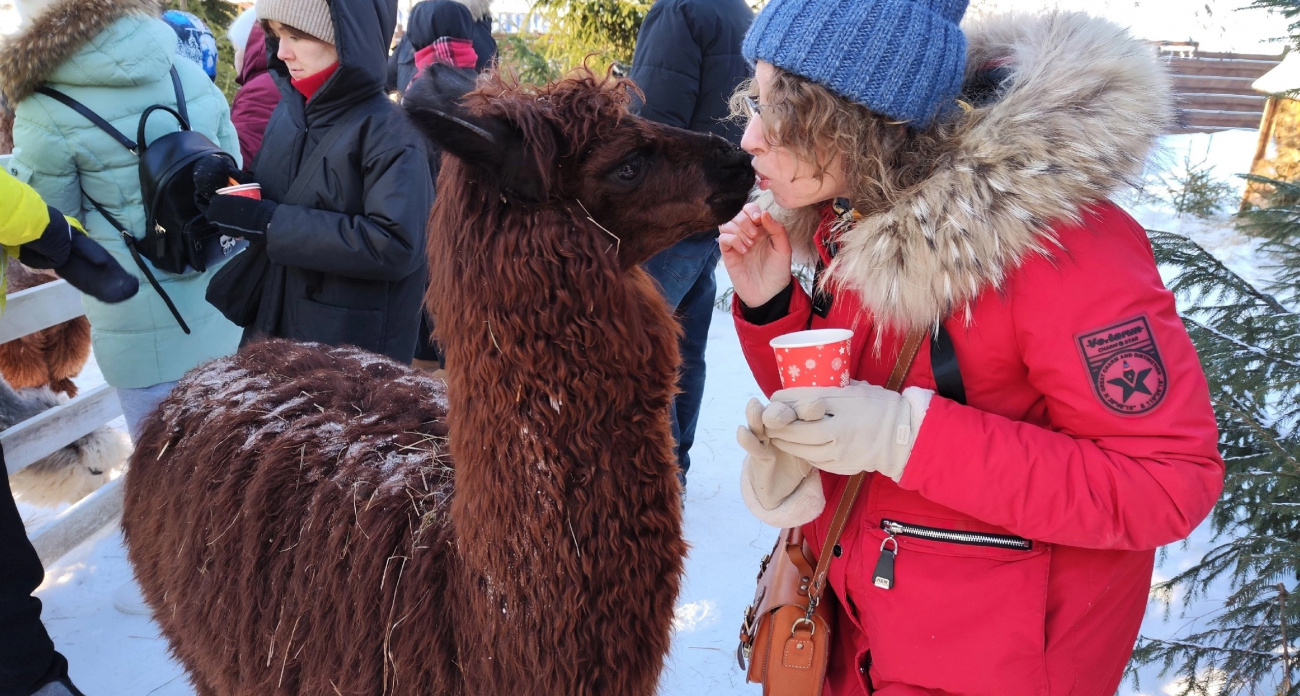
[1076,315,1168,415]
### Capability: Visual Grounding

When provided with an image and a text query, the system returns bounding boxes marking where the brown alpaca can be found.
[122,65,753,696]
[0,259,91,398]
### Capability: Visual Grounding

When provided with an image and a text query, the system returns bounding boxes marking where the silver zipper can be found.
[881,519,1032,550]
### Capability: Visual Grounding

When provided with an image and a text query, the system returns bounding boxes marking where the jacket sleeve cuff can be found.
[733,278,814,396]
[738,283,794,325]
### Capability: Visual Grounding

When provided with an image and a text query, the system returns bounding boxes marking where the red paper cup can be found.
[216,183,262,200]
[770,329,853,389]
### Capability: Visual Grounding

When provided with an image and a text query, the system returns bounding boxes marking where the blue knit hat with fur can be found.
[742,0,970,127]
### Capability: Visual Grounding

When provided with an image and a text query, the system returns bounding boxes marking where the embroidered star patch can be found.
[1075,315,1169,416]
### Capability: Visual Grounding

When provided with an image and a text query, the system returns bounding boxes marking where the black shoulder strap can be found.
[83,196,191,334]
[34,86,138,153]
[930,324,966,405]
[168,65,188,124]
[283,108,368,203]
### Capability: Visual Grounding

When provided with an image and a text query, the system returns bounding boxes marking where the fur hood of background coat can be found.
[0,0,161,106]
[772,12,1174,333]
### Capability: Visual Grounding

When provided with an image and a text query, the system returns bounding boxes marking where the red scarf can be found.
[415,37,478,73]
[291,62,339,101]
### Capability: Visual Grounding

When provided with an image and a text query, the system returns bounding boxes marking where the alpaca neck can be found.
[432,200,687,694]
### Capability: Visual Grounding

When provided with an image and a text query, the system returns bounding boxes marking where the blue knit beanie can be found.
[742,0,970,127]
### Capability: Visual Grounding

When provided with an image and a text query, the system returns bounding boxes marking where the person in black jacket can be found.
[387,0,496,93]
[196,0,433,363]
[629,0,754,494]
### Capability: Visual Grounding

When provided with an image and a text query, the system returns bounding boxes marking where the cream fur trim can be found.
[774,12,1173,332]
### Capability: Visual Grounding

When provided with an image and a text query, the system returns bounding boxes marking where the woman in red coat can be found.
[721,2,1225,695]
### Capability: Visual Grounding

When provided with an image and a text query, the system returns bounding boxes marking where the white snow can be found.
[16,128,1273,695]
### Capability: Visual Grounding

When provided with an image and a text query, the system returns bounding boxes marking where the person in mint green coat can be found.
[0,0,243,440]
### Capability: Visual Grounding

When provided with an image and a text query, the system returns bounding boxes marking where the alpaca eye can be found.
[613,157,645,183]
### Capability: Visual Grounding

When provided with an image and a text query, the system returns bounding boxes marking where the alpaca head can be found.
[404,64,754,267]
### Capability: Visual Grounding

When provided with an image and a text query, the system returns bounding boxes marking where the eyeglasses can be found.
[743,95,766,120]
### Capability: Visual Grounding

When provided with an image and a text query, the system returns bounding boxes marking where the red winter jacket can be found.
[736,201,1223,696]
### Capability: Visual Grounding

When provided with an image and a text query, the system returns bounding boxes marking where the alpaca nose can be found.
[706,138,755,179]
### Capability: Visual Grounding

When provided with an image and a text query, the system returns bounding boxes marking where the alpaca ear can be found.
[403,65,548,203]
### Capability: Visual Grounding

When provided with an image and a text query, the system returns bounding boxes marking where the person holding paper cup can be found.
[718,1,1224,694]
[191,0,433,364]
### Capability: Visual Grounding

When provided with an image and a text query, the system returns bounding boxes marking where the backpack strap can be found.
[83,196,191,334]
[168,65,188,125]
[34,73,193,333]
[34,87,138,154]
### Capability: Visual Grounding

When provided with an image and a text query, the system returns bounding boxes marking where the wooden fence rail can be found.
[0,278,126,566]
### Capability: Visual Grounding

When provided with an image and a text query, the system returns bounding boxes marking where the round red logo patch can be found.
[1095,350,1167,414]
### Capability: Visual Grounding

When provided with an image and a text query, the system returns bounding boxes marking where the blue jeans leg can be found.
[116,380,179,443]
[642,233,721,478]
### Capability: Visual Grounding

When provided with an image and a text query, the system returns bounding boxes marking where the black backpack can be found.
[36,66,241,333]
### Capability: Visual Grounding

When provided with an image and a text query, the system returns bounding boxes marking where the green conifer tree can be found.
[1125,5,1300,692]
[1132,218,1300,695]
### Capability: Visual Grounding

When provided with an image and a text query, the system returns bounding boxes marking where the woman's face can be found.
[740,61,850,210]
[268,20,337,79]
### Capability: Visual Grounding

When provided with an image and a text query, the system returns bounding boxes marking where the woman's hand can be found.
[718,203,793,308]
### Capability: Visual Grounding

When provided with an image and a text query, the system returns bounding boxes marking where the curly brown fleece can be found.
[122,68,754,696]
[0,261,91,397]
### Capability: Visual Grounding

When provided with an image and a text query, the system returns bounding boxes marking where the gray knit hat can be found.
[257,0,335,45]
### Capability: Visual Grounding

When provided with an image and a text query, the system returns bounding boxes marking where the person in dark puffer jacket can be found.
[195,0,433,364]
[628,0,754,492]
[386,0,483,93]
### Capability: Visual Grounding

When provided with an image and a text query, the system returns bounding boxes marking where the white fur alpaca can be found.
[2,380,130,507]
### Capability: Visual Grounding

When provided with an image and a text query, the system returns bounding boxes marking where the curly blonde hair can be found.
[729,65,962,230]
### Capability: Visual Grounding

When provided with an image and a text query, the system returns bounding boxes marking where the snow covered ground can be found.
[16,128,1264,695]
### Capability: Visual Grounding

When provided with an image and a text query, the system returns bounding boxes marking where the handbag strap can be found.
[805,328,926,614]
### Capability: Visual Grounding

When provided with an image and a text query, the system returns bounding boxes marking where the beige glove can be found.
[737,398,825,527]
[763,382,935,482]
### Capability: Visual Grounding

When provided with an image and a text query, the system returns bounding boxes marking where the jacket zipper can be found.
[873,518,1032,591]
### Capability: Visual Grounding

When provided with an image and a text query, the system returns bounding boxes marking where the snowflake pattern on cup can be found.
[769,330,853,388]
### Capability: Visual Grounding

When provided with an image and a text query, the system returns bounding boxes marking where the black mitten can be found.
[205,194,278,239]
[56,230,140,304]
[192,154,249,212]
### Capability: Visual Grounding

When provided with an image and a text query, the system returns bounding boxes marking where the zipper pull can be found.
[873,528,898,590]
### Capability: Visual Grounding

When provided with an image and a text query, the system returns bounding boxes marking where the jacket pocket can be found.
[851,515,1050,695]
[289,296,386,354]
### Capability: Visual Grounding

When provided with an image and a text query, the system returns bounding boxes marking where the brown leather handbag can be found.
[737,330,925,696]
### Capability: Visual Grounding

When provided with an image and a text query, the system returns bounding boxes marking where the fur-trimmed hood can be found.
[0,0,163,105]
[778,12,1173,333]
